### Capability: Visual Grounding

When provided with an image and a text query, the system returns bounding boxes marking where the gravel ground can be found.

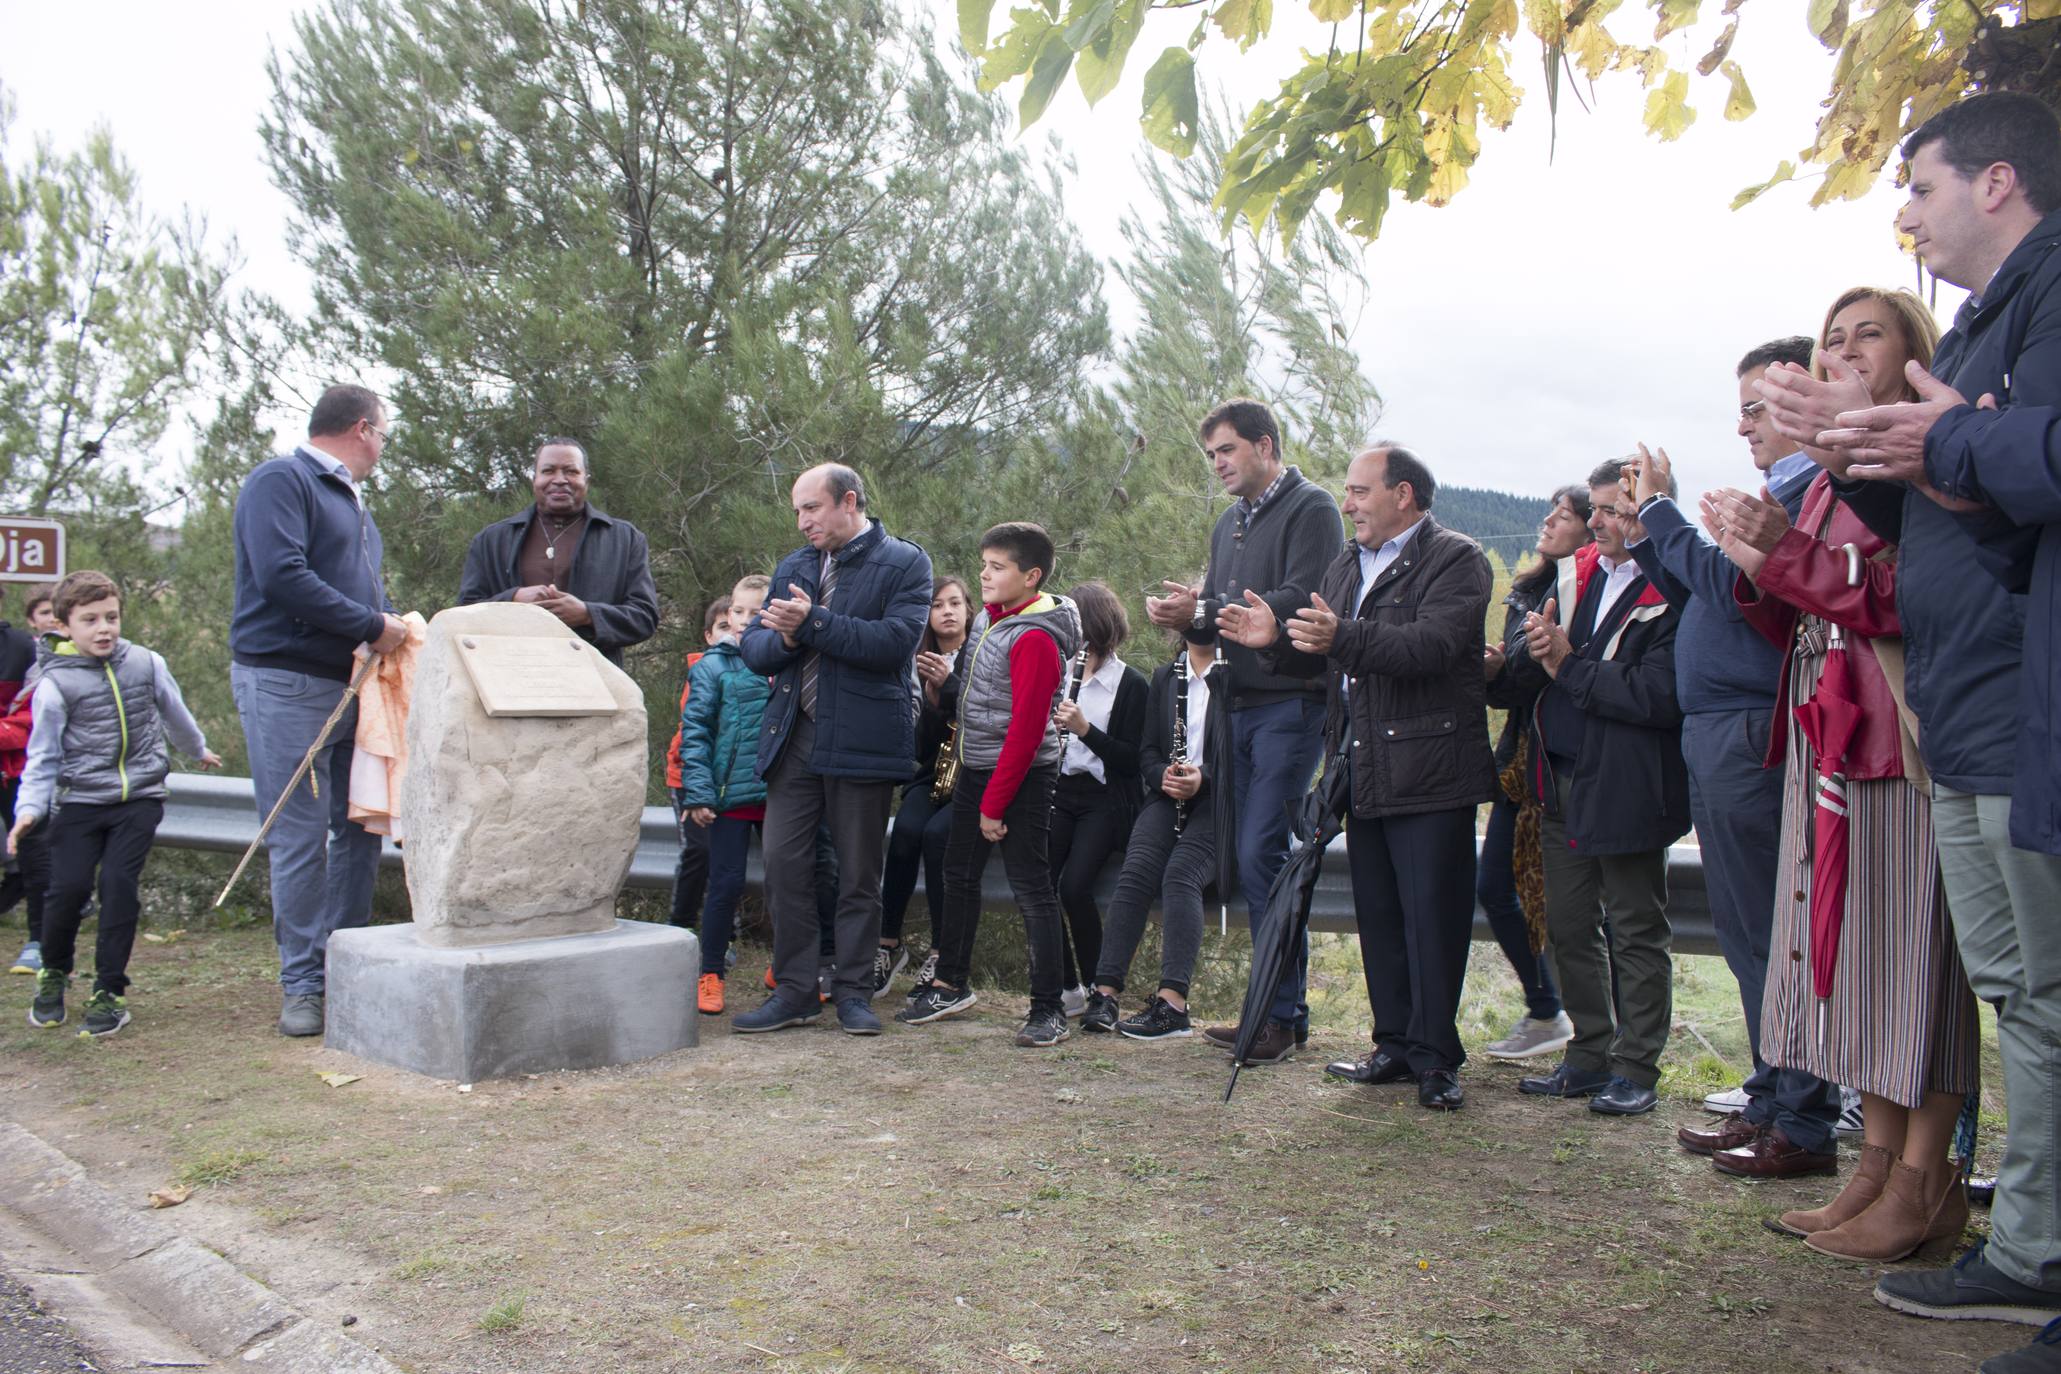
[0,1271,100,1374]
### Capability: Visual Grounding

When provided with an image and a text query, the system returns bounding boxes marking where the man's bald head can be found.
[792,463,869,552]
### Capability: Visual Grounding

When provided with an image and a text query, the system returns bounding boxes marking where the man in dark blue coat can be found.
[1758,92,2061,1347]
[734,464,932,1037]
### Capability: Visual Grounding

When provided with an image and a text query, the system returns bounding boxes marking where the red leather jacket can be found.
[1733,472,1909,780]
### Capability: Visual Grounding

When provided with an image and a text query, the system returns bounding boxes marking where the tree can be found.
[0,84,239,525]
[894,98,1374,626]
[961,0,2061,245]
[263,0,1108,621]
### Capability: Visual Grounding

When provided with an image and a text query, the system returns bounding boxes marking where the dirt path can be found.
[0,924,2019,1373]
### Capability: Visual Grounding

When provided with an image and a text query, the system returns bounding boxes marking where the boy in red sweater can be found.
[898,524,1082,1047]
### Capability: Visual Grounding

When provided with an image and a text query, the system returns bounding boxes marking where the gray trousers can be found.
[1683,710,1839,1150]
[761,714,895,1006]
[1541,775,1672,1089]
[1934,786,2061,1291]
[231,663,382,996]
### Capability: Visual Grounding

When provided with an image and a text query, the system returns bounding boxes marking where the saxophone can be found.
[930,719,960,803]
[1170,649,1191,834]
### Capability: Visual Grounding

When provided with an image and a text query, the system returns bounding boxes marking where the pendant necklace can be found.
[541,512,583,561]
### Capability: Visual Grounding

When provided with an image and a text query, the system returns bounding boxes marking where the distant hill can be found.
[1434,485,1552,565]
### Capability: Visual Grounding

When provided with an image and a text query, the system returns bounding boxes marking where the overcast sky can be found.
[0,0,1961,514]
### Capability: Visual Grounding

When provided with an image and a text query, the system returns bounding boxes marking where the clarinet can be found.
[1053,646,1088,752]
[1170,649,1191,834]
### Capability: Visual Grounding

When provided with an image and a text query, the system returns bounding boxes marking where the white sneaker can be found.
[1836,1086,1865,1138]
[1482,1011,1573,1061]
[1703,1084,1751,1114]
[1061,984,1089,1019]
[870,944,909,1001]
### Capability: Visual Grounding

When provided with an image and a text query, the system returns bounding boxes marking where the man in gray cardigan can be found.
[1147,398,1341,1065]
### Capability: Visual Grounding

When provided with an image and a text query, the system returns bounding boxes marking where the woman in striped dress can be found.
[1709,286,1978,1263]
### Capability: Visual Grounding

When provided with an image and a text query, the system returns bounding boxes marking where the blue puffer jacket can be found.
[677,638,770,812]
[1833,211,2061,811]
[740,518,933,781]
[1921,209,2061,854]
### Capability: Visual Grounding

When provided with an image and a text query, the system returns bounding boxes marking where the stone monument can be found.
[325,602,699,1081]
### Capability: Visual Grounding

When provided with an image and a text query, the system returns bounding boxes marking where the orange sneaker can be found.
[697,973,725,1015]
[762,965,776,991]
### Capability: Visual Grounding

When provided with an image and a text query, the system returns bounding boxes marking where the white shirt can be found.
[1179,653,1215,771]
[1356,514,1428,611]
[1591,553,1643,630]
[298,443,362,507]
[1060,655,1127,781]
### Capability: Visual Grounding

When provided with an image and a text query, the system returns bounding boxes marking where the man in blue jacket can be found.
[735,464,932,1037]
[1758,92,2061,1348]
[1625,342,1841,1182]
[230,385,409,1037]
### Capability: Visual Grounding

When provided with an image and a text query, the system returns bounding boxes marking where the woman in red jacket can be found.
[1709,286,1978,1264]
[3,585,60,974]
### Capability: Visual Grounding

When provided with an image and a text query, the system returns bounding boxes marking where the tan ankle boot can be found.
[1805,1158,1950,1262]
[1772,1143,1891,1237]
[1924,1165,1970,1248]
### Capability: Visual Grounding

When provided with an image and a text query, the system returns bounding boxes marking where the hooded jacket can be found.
[17,640,209,817]
[677,638,771,813]
[1918,208,2061,853]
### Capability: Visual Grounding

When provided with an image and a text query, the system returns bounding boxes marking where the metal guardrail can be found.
[158,774,1717,955]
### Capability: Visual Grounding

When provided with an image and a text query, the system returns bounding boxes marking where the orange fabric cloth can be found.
[663,650,705,790]
[347,613,429,838]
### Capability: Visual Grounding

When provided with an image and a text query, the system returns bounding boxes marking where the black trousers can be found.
[40,798,165,996]
[1048,771,1131,988]
[1346,805,1478,1075]
[666,787,711,930]
[934,764,1065,1015]
[761,715,894,1005]
[0,780,49,943]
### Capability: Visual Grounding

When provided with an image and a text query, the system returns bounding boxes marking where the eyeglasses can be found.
[1739,400,1767,421]
[362,419,390,443]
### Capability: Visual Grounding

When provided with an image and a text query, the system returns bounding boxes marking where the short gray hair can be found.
[535,437,589,472]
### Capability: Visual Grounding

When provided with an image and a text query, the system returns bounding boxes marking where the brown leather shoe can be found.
[1202,1024,1238,1048]
[1770,1142,1892,1238]
[1237,1021,1298,1065]
[1712,1127,1838,1180]
[1677,1114,1762,1157]
[1806,1158,1956,1261]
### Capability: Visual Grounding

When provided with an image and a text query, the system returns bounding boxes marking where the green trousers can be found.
[1934,786,2061,1292]
[1540,776,1673,1089]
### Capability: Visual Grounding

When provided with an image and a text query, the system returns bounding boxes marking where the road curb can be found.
[0,1121,405,1373]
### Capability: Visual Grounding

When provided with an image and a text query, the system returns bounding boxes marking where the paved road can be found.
[0,1271,101,1374]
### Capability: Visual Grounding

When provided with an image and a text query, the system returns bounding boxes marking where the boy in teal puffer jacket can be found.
[679,576,771,1014]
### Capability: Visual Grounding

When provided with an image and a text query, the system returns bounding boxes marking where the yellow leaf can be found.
[317,1071,363,1088]
[1426,157,1469,207]
[148,1185,192,1209]
[1214,0,1274,48]
[1718,59,1754,121]
[1653,0,1699,40]
[1310,0,1359,22]
[1642,69,1695,141]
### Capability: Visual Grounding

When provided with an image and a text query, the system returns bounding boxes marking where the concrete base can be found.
[325,920,700,1082]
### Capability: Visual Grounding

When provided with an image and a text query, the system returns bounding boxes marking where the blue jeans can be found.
[231,663,383,996]
[700,816,758,975]
[1231,696,1327,1027]
[1477,796,1562,1020]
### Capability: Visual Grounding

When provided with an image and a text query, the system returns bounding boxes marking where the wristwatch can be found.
[1638,493,1668,515]
[1191,597,1207,629]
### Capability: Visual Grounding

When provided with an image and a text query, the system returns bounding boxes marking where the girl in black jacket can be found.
[1047,581,1149,1011]
[876,576,971,995]
[1479,486,1591,1061]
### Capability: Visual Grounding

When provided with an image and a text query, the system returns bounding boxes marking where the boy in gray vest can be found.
[8,571,221,1036]
[898,524,1082,1047]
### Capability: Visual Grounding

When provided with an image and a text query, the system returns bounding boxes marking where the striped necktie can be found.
[798,555,838,718]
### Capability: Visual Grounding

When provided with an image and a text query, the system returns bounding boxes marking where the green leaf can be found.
[1019,30,1076,126]
[1641,69,1696,141]
[1310,0,1359,22]
[1806,0,1848,47]
[1075,0,1146,105]
[1729,158,1796,210]
[979,7,1057,89]
[1718,58,1755,121]
[1140,47,1200,156]
[1653,0,1699,39]
[960,0,999,50]
[1213,0,1275,48]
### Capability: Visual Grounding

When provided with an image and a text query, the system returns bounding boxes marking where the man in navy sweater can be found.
[1626,344,1841,1180]
[230,384,409,1037]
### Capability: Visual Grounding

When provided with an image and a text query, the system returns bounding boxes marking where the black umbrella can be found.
[1225,751,1350,1102]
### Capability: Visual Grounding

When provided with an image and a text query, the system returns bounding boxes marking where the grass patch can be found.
[477,1293,526,1333]
[175,1146,266,1188]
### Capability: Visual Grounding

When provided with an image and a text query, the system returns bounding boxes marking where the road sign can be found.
[0,517,65,584]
